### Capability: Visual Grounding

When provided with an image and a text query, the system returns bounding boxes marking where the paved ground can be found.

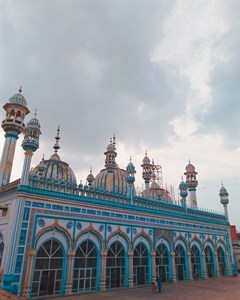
[51,277,240,300]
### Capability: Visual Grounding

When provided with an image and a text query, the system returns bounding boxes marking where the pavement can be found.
[49,276,240,300]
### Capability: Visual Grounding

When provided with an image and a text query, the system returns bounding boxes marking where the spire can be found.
[19,86,22,93]
[53,125,60,153]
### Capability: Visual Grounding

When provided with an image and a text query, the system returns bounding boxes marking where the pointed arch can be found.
[155,237,172,282]
[74,224,104,251]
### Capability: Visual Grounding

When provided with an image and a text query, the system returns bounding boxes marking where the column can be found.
[151,250,156,282]
[202,251,207,279]
[171,251,176,282]
[100,250,107,291]
[22,249,35,299]
[187,251,193,281]
[128,246,134,288]
[67,249,75,295]
[226,252,232,276]
[20,151,33,186]
[0,133,18,186]
[214,251,220,277]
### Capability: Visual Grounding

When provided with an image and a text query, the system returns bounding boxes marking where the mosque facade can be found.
[0,91,235,298]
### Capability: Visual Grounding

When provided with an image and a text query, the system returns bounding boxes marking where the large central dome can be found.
[92,137,128,195]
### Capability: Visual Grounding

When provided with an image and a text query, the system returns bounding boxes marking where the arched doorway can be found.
[205,245,214,278]
[175,244,186,281]
[217,246,226,276]
[133,242,149,286]
[106,241,125,289]
[156,243,169,282]
[0,241,4,267]
[73,240,98,292]
[31,239,64,297]
[191,245,201,280]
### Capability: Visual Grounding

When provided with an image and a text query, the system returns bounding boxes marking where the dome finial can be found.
[19,86,22,93]
[113,133,116,146]
[34,109,37,118]
[53,125,60,153]
[130,156,132,162]
[189,159,190,164]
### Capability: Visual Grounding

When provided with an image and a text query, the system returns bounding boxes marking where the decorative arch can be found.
[217,242,228,276]
[190,240,203,280]
[155,237,172,282]
[132,231,153,253]
[106,227,130,252]
[204,238,216,252]
[174,238,188,281]
[74,224,104,251]
[34,219,72,250]
[30,237,66,297]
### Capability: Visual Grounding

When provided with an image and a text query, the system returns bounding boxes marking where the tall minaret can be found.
[0,88,30,186]
[141,151,152,192]
[219,183,229,222]
[184,160,198,208]
[20,111,41,186]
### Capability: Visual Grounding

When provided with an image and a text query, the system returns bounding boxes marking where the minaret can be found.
[219,183,229,222]
[20,111,41,185]
[184,160,198,208]
[179,177,188,209]
[0,88,30,186]
[86,167,95,187]
[126,157,136,204]
[141,151,152,192]
[104,136,117,169]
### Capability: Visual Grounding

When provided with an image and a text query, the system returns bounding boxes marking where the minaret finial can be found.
[145,150,147,156]
[113,133,116,146]
[19,86,22,93]
[221,181,223,187]
[130,156,132,162]
[53,125,60,153]
[189,159,190,164]
[34,109,37,118]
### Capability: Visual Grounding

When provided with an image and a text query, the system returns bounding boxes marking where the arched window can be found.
[191,245,201,280]
[217,247,226,276]
[0,242,4,267]
[73,240,97,292]
[106,242,125,289]
[175,244,186,281]
[133,242,149,286]
[156,243,169,282]
[205,245,214,278]
[31,239,63,297]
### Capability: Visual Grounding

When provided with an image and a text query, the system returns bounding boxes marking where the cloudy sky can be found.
[0,1,239,229]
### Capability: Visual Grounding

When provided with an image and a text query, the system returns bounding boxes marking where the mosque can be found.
[0,90,235,298]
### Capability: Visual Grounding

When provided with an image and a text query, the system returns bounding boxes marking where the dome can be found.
[9,93,27,107]
[27,117,40,128]
[106,143,115,152]
[30,152,77,184]
[142,155,150,165]
[219,186,227,194]
[93,168,128,195]
[126,161,135,171]
[185,162,196,173]
[179,180,188,189]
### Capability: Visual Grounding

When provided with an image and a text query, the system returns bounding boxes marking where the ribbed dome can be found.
[9,93,27,106]
[93,168,128,194]
[142,154,151,165]
[185,162,195,172]
[30,152,77,184]
[27,117,40,128]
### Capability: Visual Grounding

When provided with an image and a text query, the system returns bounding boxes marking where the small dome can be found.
[106,143,115,152]
[27,117,40,128]
[219,185,227,194]
[126,161,135,171]
[142,154,150,165]
[9,93,27,107]
[185,162,195,173]
[30,152,77,185]
[179,180,188,189]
